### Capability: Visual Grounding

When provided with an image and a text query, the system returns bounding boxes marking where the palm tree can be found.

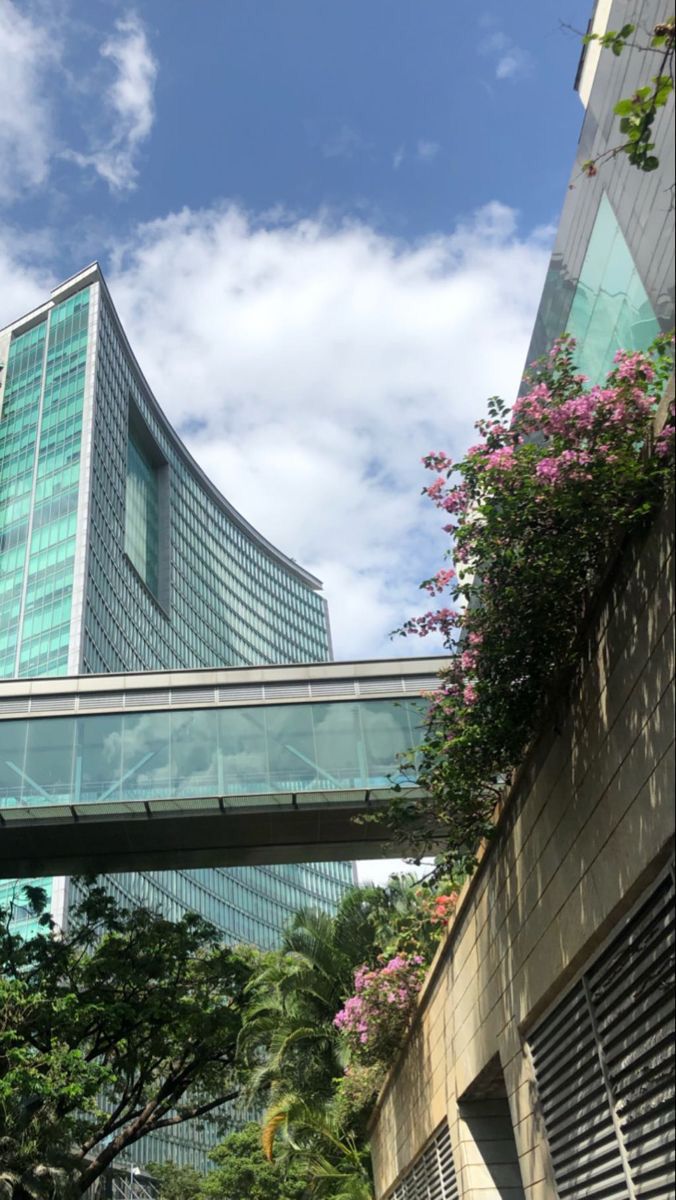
[261,1095,373,1200]
[239,888,384,1111]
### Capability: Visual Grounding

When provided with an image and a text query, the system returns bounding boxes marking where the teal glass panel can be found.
[171,708,220,799]
[0,698,422,808]
[0,321,47,677]
[24,715,76,803]
[1,288,91,679]
[219,706,268,794]
[567,195,660,384]
[76,712,124,804]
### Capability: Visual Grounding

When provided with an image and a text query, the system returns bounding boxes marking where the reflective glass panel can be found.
[567,195,660,383]
[0,698,423,808]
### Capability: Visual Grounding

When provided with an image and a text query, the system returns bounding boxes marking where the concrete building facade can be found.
[369,495,674,1197]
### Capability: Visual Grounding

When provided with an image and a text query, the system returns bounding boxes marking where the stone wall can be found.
[369,497,675,1199]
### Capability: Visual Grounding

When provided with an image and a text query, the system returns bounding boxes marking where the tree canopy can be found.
[0,880,250,1198]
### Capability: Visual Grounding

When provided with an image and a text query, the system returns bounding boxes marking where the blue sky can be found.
[2,0,593,677]
[5,0,590,252]
[0,0,595,885]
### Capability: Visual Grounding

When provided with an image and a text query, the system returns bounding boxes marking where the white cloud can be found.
[321,123,364,160]
[107,201,550,659]
[0,0,55,202]
[65,12,157,191]
[495,47,530,81]
[416,140,440,162]
[478,23,531,82]
[0,201,551,660]
[392,142,440,170]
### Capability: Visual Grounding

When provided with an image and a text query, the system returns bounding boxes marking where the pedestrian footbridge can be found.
[0,657,445,878]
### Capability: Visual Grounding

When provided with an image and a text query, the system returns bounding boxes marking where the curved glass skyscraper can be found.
[0,264,353,1167]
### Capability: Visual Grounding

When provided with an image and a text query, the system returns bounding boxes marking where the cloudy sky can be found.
[1,0,591,881]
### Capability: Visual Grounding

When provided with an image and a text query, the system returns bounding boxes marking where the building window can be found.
[124,402,168,605]
[528,870,675,1197]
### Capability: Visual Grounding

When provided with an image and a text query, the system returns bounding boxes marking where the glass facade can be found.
[566,195,661,383]
[524,193,662,388]
[0,268,353,1169]
[0,696,421,808]
[83,295,329,675]
[0,290,89,679]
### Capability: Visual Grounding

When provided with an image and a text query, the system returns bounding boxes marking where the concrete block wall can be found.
[369,499,675,1199]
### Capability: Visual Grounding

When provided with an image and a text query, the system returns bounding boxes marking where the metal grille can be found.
[310,678,359,697]
[124,689,170,707]
[401,675,440,694]
[529,872,676,1199]
[217,683,265,703]
[111,1178,156,1200]
[264,681,311,699]
[390,1122,459,1200]
[359,677,404,695]
[29,693,76,712]
[79,691,124,709]
[170,685,216,705]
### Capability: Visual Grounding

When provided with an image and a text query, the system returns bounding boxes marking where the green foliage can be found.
[238,875,460,1181]
[261,1098,373,1200]
[202,1125,308,1200]
[395,336,675,875]
[146,1162,203,1200]
[367,872,461,963]
[583,22,635,56]
[0,880,251,1196]
[581,18,674,176]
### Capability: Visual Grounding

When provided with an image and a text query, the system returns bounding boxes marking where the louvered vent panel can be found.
[589,872,676,1197]
[170,687,216,706]
[218,685,265,703]
[530,984,629,1198]
[401,676,440,695]
[435,1121,460,1200]
[29,694,76,712]
[529,870,676,1199]
[124,690,170,707]
[0,698,29,714]
[78,692,124,710]
[263,682,311,699]
[358,677,404,696]
[309,679,358,698]
[387,1123,459,1200]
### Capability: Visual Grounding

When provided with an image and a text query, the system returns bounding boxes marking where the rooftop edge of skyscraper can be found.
[0,261,324,593]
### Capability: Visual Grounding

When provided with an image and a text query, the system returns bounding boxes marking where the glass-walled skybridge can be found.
[0,658,445,879]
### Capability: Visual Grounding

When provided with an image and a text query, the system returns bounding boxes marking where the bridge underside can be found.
[0,656,445,879]
[0,788,425,879]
